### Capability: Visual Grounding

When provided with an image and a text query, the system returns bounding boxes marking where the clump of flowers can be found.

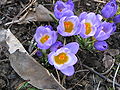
[33,0,120,76]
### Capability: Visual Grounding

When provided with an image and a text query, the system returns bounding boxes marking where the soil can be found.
[0,0,120,90]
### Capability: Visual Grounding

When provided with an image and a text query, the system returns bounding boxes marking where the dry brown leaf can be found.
[102,49,120,74]
[6,29,27,54]
[0,29,65,90]
[9,50,65,90]
[19,4,55,24]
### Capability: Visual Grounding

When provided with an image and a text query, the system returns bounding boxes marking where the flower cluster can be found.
[34,0,119,76]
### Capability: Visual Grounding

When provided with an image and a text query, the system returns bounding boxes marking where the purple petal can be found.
[48,51,55,65]
[50,41,63,51]
[113,15,120,24]
[79,12,87,22]
[94,41,108,51]
[94,22,115,41]
[66,0,74,11]
[64,42,79,54]
[101,0,117,18]
[36,50,42,57]
[61,9,74,18]
[67,53,78,66]
[60,66,74,76]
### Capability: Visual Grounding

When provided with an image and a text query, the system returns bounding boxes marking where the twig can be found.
[113,63,120,89]
[5,0,36,27]
[61,75,66,86]
[82,64,120,87]
[75,69,89,73]
[96,81,101,90]
[56,69,61,83]
[72,71,90,89]
[28,38,35,53]
[30,48,38,56]
[0,59,9,63]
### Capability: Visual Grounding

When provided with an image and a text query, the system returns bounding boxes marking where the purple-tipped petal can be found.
[79,12,87,22]
[50,41,63,51]
[66,0,74,11]
[65,42,79,54]
[113,14,120,24]
[48,52,55,65]
[94,41,108,51]
[36,50,42,57]
[94,22,116,41]
[60,66,74,76]
[101,0,117,18]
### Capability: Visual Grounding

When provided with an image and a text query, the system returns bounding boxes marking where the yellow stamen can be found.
[54,52,68,65]
[64,21,74,33]
[85,22,92,35]
[40,35,50,44]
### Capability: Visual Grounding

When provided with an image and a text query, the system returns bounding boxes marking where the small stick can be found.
[96,81,101,90]
[113,63,120,89]
[30,48,38,56]
[56,69,61,83]
[61,75,66,85]
[82,64,120,87]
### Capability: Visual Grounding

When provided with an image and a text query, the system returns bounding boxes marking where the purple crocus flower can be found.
[50,41,63,52]
[34,26,57,49]
[78,12,102,38]
[101,0,117,18]
[113,14,120,23]
[94,41,108,51]
[54,0,74,19]
[57,15,80,36]
[36,50,43,56]
[48,42,79,76]
[94,22,116,41]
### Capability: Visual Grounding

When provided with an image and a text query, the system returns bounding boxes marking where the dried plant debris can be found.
[0,0,7,5]
[6,29,27,54]
[102,49,120,74]
[0,29,7,43]
[0,29,65,90]
[9,50,65,90]
[5,4,55,25]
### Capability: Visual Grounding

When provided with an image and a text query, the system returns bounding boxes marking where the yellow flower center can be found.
[85,22,92,35]
[64,21,74,33]
[54,52,68,65]
[40,35,50,44]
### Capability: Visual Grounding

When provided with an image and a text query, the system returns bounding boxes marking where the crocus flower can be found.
[101,0,117,18]
[78,12,102,38]
[94,41,108,51]
[54,0,74,19]
[50,41,63,52]
[57,16,80,36]
[113,14,120,23]
[36,50,42,57]
[48,42,79,76]
[94,22,116,41]
[34,26,57,49]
